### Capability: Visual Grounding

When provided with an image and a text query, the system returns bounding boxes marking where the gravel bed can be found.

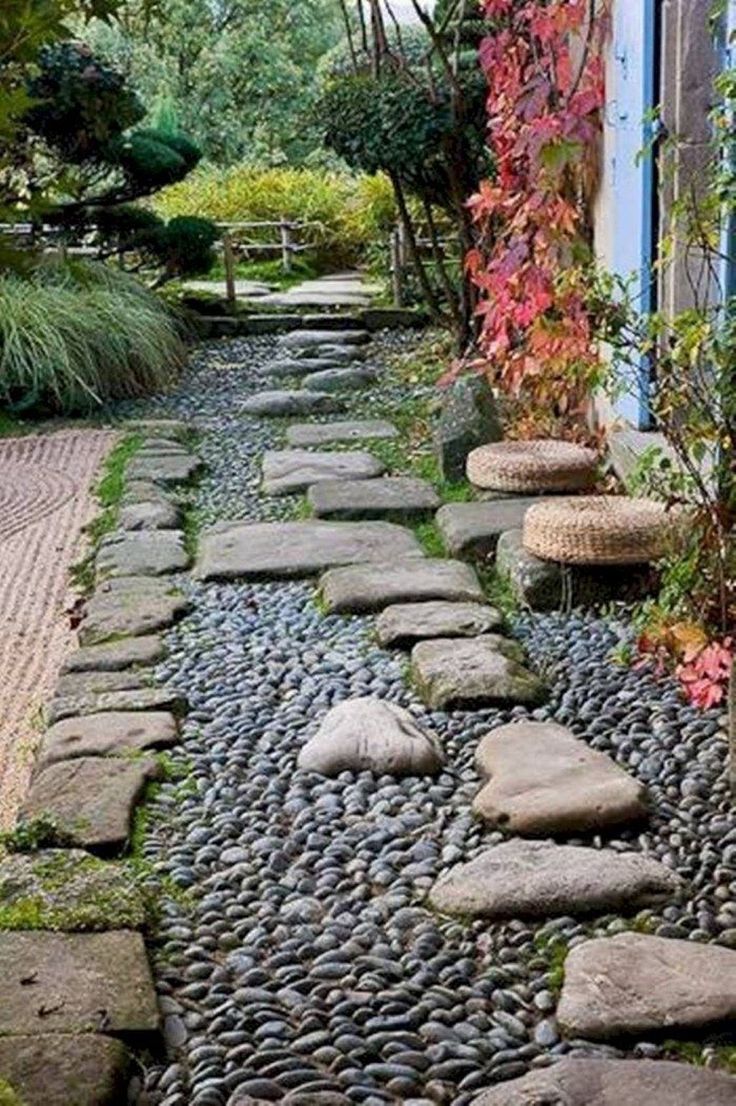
[120,334,736,1106]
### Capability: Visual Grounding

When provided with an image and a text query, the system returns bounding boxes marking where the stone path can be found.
[253,272,382,309]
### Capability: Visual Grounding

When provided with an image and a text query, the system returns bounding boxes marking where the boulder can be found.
[308,477,440,521]
[286,420,398,447]
[434,375,502,483]
[472,721,648,833]
[376,600,503,648]
[37,711,179,768]
[0,1034,134,1106]
[62,635,166,674]
[47,686,185,725]
[261,449,384,496]
[428,840,681,920]
[95,530,188,578]
[436,500,540,561]
[319,558,484,613]
[557,933,736,1039]
[240,390,344,417]
[411,636,546,709]
[297,697,444,777]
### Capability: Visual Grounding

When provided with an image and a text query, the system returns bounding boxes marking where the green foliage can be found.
[158,215,218,276]
[0,1079,24,1106]
[0,815,71,853]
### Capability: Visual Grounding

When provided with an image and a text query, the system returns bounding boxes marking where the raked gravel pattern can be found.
[118,334,736,1106]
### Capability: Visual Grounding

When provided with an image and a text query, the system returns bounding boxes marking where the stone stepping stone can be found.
[96,530,189,578]
[473,720,648,834]
[122,479,176,507]
[79,588,190,646]
[308,477,440,521]
[262,449,384,496]
[470,1058,736,1106]
[118,499,181,530]
[0,1033,134,1106]
[376,600,504,648]
[435,499,541,560]
[55,668,150,699]
[21,756,160,852]
[281,329,369,348]
[47,686,186,725]
[0,848,145,930]
[37,710,179,769]
[288,345,367,364]
[260,357,351,379]
[127,417,188,434]
[127,452,201,486]
[557,932,736,1040]
[286,420,398,447]
[303,367,377,392]
[297,697,444,777]
[0,930,158,1036]
[62,635,166,673]
[319,557,483,613]
[196,521,425,581]
[428,840,681,920]
[411,636,546,709]
[241,390,344,417]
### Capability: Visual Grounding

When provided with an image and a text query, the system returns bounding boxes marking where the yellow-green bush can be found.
[154,166,396,267]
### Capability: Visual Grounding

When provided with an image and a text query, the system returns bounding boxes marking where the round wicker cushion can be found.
[523,496,671,565]
[466,440,598,493]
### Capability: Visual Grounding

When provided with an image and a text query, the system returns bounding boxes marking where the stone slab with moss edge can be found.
[37,711,179,769]
[122,479,177,507]
[262,449,385,496]
[469,1058,736,1106]
[473,720,648,834]
[241,390,345,417]
[280,329,369,348]
[308,477,441,521]
[376,600,504,648]
[428,840,681,921]
[55,668,151,699]
[319,558,484,614]
[47,686,186,725]
[286,420,398,447]
[62,635,166,674]
[0,930,158,1037]
[126,452,202,486]
[118,500,181,531]
[195,521,425,581]
[410,636,546,709]
[435,499,543,560]
[78,586,190,646]
[0,849,145,931]
[0,1033,134,1106]
[95,530,189,579]
[557,932,736,1040]
[302,367,378,393]
[20,756,161,853]
[259,357,356,380]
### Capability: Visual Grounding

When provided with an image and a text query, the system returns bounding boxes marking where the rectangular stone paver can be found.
[308,477,440,520]
[262,449,384,496]
[411,636,546,709]
[286,420,398,447]
[38,710,179,768]
[79,590,190,645]
[62,635,166,673]
[319,558,484,613]
[376,600,504,648]
[127,452,201,486]
[195,521,425,581]
[241,390,345,417]
[47,686,186,725]
[435,499,542,560]
[0,930,158,1036]
[95,530,189,578]
[0,1034,133,1106]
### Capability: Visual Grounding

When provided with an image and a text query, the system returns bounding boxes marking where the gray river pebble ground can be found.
[120,333,736,1105]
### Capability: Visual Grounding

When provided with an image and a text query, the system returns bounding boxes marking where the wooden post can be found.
[223,232,236,309]
[729,659,736,800]
[390,226,403,307]
[280,219,292,274]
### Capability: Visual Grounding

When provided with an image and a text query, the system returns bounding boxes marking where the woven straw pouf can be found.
[466,440,598,493]
[523,496,671,565]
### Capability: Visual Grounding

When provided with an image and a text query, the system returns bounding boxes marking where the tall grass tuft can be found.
[0,261,185,414]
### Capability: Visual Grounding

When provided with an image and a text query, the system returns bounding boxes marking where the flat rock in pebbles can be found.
[126,452,201,486]
[319,557,483,613]
[280,329,369,348]
[95,529,188,578]
[259,356,355,379]
[308,476,440,520]
[61,635,166,673]
[557,933,736,1040]
[376,599,504,648]
[0,1034,134,1106]
[473,720,648,834]
[46,685,185,725]
[470,1058,736,1106]
[78,587,189,646]
[429,840,681,921]
[297,696,444,777]
[240,390,344,417]
[411,636,546,709]
[37,710,179,768]
[261,449,384,495]
[286,419,397,446]
[302,366,377,392]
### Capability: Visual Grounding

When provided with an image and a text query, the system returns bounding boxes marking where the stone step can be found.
[376,600,504,648]
[78,587,190,646]
[261,449,385,496]
[302,367,377,392]
[95,530,189,579]
[195,521,425,581]
[241,390,344,417]
[473,720,648,834]
[281,344,367,364]
[411,636,546,709]
[280,329,370,348]
[260,356,360,379]
[308,477,440,521]
[46,685,185,725]
[429,840,681,920]
[470,1058,736,1106]
[61,635,166,674]
[37,710,179,769]
[299,313,366,330]
[0,1033,134,1106]
[557,932,736,1040]
[435,499,541,560]
[286,420,398,447]
[319,557,484,613]
[55,668,151,699]
[127,452,202,486]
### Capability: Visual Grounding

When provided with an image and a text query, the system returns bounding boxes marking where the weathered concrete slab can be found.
[470,1059,736,1106]
[21,757,160,852]
[281,329,369,348]
[429,840,681,920]
[0,930,158,1036]
[62,635,166,674]
[127,453,201,486]
[118,499,181,530]
[308,477,440,520]
[55,668,150,699]
[47,686,185,725]
[38,711,179,768]
[436,499,540,560]
[376,600,504,648]
[79,590,190,645]
[0,849,145,930]
[196,521,424,581]
[320,558,484,613]
[262,449,384,496]
[473,721,648,834]
[298,697,443,777]
[241,390,344,417]
[286,420,397,447]
[96,530,188,578]
[0,1034,134,1106]
[411,636,546,709]
[302,367,377,392]
[557,933,736,1040]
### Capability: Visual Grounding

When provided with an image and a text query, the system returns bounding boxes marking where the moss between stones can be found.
[0,1079,24,1106]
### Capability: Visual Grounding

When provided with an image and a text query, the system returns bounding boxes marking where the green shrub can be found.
[0,261,184,414]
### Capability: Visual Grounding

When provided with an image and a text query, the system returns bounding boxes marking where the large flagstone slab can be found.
[127,452,201,486]
[55,668,151,698]
[196,520,425,581]
[118,499,181,531]
[411,636,546,709]
[435,499,541,560]
[428,840,681,920]
[47,686,185,725]
[557,933,736,1039]
[95,530,188,578]
[62,635,166,673]
[286,419,397,447]
[241,390,344,417]
[79,588,190,645]
[308,476,440,520]
[473,720,648,833]
[281,329,369,348]
[470,1059,736,1106]
[0,930,158,1036]
[262,449,384,496]
[376,600,504,648]
[319,557,484,613]
[38,711,179,768]
[0,1033,134,1106]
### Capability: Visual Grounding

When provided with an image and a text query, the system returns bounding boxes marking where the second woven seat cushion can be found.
[466,440,598,493]
[523,496,671,565]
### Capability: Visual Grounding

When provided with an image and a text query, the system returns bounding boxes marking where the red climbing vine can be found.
[466,0,608,435]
